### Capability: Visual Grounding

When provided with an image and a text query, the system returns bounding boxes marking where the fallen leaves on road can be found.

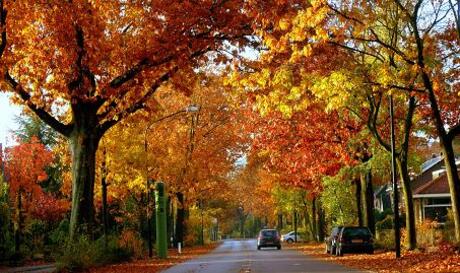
[289,243,460,273]
[88,243,219,273]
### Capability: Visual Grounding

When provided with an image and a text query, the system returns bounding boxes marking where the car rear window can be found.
[342,227,371,237]
[262,230,278,237]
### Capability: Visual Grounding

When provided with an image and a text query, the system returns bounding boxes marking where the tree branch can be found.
[448,123,460,141]
[98,66,179,135]
[67,25,96,97]
[0,0,6,58]
[5,72,72,137]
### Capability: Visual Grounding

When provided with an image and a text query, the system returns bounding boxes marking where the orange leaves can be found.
[3,136,69,222]
[4,136,53,194]
[293,242,460,273]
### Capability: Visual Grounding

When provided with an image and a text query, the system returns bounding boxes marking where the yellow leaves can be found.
[310,70,358,112]
[278,18,291,31]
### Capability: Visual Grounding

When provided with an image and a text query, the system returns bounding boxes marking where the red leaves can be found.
[3,136,69,222]
[247,105,355,192]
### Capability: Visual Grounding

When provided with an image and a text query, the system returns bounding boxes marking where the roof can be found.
[413,172,459,197]
[420,156,443,173]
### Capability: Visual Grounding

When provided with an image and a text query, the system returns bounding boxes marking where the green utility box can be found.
[155,182,167,258]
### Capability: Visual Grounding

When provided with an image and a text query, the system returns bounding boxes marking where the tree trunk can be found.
[442,141,460,241]
[101,148,108,247]
[294,210,298,242]
[14,189,22,253]
[277,213,283,230]
[317,202,325,241]
[312,197,318,241]
[396,158,417,250]
[304,208,313,241]
[361,172,375,234]
[175,192,185,246]
[355,178,363,226]
[69,127,100,240]
[411,17,460,242]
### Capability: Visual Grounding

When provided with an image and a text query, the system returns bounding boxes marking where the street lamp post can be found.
[389,95,401,258]
[143,105,199,258]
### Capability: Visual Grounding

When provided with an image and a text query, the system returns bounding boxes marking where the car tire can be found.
[367,248,374,254]
[257,246,261,250]
[286,238,294,243]
[277,245,281,250]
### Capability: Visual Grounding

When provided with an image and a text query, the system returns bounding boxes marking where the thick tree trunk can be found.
[69,126,101,240]
[355,178,363,226]
[441,141,460,241]
[360,172,375,234]
[396,159,417,250]
[101,149,108,247]
[175,192,185,246]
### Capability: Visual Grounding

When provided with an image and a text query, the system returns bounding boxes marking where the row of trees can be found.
[227,0,459,250]
[0,0,458,260]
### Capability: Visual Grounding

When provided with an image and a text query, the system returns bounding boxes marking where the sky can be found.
[0,93,22,147]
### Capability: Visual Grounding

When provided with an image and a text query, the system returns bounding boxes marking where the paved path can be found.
[162,239,368,273]
[0,264,55,273]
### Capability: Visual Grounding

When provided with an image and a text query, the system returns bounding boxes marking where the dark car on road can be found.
[335,226,374,256]
[324,226,343,255]
[257,229,281,250]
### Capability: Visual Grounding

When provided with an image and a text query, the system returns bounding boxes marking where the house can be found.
[374,184,391,212]
[373,154,460,224]
[412,155,460,223]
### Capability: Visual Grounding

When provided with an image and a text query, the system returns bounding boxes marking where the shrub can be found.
[55,234,136,272]
[416,220,442,249]
[118,229,144,259]
[376,215,393,231]
[375,229,395,251]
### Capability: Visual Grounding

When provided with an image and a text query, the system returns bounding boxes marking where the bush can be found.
[55,233,137,272]
[376,215,394,231]
[118,229,144,259]
[416,220,443,250]
[375,229,394,251]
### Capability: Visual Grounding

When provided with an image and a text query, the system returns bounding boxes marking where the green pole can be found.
[155,182,168,258]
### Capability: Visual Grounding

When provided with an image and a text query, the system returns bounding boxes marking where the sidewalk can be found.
[0,264,55,273]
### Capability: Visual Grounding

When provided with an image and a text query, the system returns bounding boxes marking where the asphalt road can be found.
[161,239,367,273]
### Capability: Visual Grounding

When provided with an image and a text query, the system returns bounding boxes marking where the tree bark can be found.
[69,116,101,239]
[293,210,298,242]
[441,141,460,240]
[70,128,100,238]
[277,213,283,230]
[312,197,318,241]
[396,158,416,250]
[14,189,22,253]
[355,178,363,226]
[175,192,186,246]
[317,201,325,241]
[360,172,375,234]
[101,151,108,247]
[410,13,460,242]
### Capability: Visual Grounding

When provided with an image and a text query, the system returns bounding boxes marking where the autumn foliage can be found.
[3,137,68,222]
